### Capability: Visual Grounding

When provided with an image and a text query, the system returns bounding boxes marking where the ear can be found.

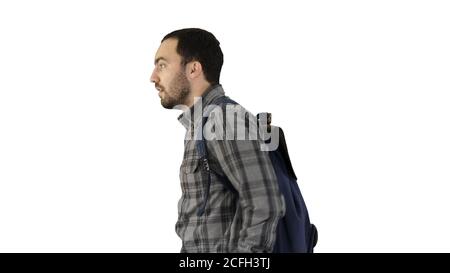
[185,61,203,80]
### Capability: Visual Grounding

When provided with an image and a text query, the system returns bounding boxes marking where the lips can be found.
[155,85,164,99]
[158,89,164,98]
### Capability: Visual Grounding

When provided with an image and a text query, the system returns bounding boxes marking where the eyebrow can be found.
[154,57,168,65]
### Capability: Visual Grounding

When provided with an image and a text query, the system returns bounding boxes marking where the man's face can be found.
[150,38,191,109]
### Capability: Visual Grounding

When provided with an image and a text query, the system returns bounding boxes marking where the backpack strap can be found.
[196,96,238,217]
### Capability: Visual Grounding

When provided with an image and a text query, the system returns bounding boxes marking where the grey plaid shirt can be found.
[175,84,286,253]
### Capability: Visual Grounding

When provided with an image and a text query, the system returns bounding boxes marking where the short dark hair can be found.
[162,28,223,84]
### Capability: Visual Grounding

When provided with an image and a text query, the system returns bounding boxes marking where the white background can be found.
[0,0,449,253]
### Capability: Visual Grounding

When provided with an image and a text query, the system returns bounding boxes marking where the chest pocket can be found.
[180,156,208,193]
[182,156,201,173]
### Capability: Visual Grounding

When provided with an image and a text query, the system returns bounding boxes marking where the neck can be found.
[186,81,212,108]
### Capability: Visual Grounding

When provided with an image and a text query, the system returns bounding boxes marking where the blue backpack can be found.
[195,96,318,253]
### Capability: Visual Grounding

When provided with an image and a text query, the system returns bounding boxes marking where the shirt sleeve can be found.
[205,104,286,253]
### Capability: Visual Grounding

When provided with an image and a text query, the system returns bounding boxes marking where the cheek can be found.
[160,71,173,85]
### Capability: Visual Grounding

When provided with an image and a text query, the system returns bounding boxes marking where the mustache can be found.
[155,84,164,91]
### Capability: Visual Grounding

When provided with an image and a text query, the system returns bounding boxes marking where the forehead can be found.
[154,38,180,63]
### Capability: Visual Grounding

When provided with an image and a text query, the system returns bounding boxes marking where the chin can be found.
[161,101,172,109]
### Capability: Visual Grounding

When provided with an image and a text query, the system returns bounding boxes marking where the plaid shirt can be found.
[175,84,286,253]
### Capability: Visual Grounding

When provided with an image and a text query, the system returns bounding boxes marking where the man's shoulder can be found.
[203,97,262,142]
[206,96,256,120]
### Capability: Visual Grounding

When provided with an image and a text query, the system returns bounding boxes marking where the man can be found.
[150,28,285,253]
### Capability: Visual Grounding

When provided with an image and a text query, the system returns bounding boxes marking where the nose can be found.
[150,68,159,84]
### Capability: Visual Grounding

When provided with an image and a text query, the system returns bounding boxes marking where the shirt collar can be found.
[177,83,225,130]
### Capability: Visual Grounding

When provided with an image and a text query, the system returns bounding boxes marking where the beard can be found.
[160,70,191,109]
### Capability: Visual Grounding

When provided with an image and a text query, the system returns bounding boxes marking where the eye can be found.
[158,63,166,70]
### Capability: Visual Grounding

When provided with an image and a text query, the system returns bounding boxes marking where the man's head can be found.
[150,28,224,109]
